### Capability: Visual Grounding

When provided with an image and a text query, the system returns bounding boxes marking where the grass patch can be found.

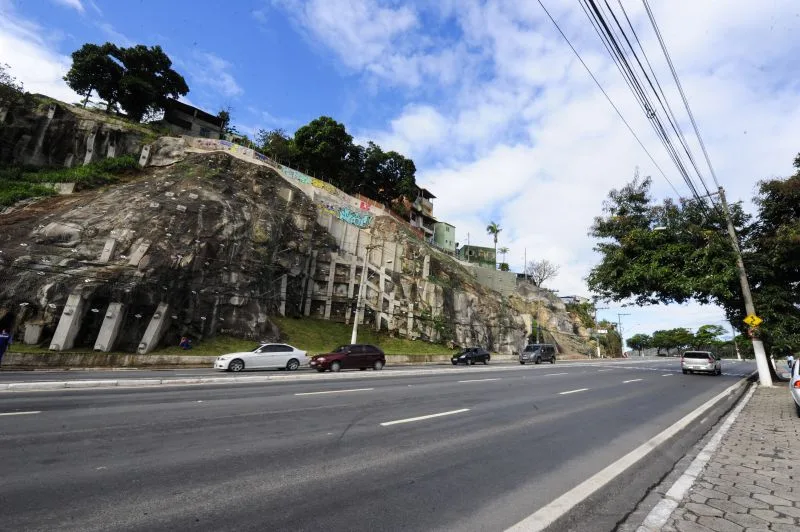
[0,180,56,206]
[272,316,457,355]
[12,335,256,357]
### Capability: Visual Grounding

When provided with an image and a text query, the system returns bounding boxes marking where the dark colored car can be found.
[451,347,491,365]
[519,344,557,364]
[310,344,386,372]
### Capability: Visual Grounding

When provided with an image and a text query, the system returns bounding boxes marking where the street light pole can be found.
[729,321,742,361]
[617,313,630,356]
[350,256,370,344]
[718,187,772,386]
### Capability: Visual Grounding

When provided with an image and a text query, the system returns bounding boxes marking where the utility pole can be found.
[718,187,772,386]
[592,306,608,359]
[524,248,527,282]
[617,313,630,356]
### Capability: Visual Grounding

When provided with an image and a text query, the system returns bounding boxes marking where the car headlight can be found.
[317,357,325,362]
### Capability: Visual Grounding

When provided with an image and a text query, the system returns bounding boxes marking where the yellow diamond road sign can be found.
[743,314,763,327]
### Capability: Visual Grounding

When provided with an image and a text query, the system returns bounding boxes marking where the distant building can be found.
[432,222,456,254]
[560,295,590,305]
[457,245,496,268]
[162,99,224,139]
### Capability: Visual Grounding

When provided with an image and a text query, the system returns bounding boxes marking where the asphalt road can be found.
[0,358,755,531]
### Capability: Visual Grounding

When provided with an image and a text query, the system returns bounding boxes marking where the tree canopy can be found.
[255,118,418,213]
[526,259,560,286]
[64,42,188,121]
[588,159,800,356]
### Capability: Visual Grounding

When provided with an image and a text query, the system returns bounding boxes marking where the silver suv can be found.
[681,351,722,375]
[520,344,557,365]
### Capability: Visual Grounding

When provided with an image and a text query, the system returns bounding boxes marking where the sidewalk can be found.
[656,383,800,531]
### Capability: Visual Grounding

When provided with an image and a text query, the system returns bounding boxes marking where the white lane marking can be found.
[542,372,568,377]
[380,408,470,426]
[623,379,643,383]
[662,374,673,377]
[597,369,613,372]
[295,388,374,396]
[639,385,756,531]
[559,388,589,395]
[458,378,501,383]
[506,374,754,532]
[0,411,41,417]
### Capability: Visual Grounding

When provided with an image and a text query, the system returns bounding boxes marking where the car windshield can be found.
[525,346,541,352]
[684,352,712,359]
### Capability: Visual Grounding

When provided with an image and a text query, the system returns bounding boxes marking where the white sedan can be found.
[215,343,309,372]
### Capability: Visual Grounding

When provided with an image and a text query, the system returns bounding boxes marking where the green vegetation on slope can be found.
[272,317,457,355]
[0,155,140,206]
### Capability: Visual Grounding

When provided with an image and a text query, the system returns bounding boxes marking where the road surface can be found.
[0,358,754,531]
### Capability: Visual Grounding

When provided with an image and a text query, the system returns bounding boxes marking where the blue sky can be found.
[3,0,800,345]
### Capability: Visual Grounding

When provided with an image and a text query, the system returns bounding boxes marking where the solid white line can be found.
[559,388,589,395]
[295,388,374,396]
[623,379,643,383]
[542,372,568,377]
[380,408,470,426]
[638,385,756,531]
[458,378,501,383]
[505,375,753,532]
[662,374,673,377]
[0,411,41,417]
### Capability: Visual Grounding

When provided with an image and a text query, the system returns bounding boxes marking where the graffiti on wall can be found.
[316,199,373,228]
[280,164,312,185]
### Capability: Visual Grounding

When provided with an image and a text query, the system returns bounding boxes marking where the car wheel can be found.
[535,357,541,365]
[360,367,367,371]
[520,361,526,365]
[228,359,245,372]
[452,361,458,365]
[483,357,489,365]
[286,358,300,371]
[374,360,384,371]
[795,401,800,418]
[330,361,342,372]
[550,357,556,364]
[717,368,722,376]
[316,368,326,373]
[468,358,475,366]
[682,369,687,374]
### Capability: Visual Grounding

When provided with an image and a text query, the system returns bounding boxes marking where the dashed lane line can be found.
[0,411,41,417]
[380,408,470,427]
[458,378,502,383]
[662,374,673,377]
[294,388,374,396]
[559,388,589,395]
[623,379,643,383]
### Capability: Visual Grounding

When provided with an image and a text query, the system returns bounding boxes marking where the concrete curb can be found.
[0,359,642,391]
[636,378,758,531]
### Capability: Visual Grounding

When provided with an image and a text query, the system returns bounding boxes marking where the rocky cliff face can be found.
[0,104,594,355]
[0,97,146,168]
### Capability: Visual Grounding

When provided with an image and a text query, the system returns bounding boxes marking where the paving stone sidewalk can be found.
[663,384,800,532]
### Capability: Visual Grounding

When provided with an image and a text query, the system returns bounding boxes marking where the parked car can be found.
[215,343,309,372]
[790,360,800,417]
[681,351,721,375]
[309,344,385,372]
[519,344,557,365]
[451,347,491,365]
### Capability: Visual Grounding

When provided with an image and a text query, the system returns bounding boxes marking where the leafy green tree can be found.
[626,333,652,355]
[498,246,509,264]
[651,328,694,355]
[692,324,725,349]
[64,42,188,121]
[257,128,299,164]
[486,221,501,269]
[0,63,27,107]
[360,142,416,204]
[598,320,622,357]
[293,116,354,182]
[63,43,123,108]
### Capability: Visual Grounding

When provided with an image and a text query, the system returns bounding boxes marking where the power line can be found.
[534,0,683,199]
[642,0,721,190]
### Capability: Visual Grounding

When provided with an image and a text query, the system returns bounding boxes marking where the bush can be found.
[0,180,56,206]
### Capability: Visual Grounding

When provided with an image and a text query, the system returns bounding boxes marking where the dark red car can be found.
[310,344,386,372]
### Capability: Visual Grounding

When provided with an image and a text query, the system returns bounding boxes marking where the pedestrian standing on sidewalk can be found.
[787,354,795,372]
[0,329,11,368]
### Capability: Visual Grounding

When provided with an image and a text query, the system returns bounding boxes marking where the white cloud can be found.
[185,52,244,98]
[51,0,84,13]
[0,3,80,103]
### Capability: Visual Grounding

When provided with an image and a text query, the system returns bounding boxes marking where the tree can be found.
[293,116,354,182]
[64,42,188,121]
[486,221,501,269]
[361,142,416,204]
[498,246,509,264]
[650,328,694,356]
[626,333,652,356]
[526,259,560,286]
[692,324,725,350]
[257,128,299,164]
[0,63,26,106]
[63,43,123,108]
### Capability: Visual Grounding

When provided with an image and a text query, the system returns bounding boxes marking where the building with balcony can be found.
[409,187,437,239]
[162,99,224,139]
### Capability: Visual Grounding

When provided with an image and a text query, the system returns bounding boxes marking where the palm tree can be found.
[486,221,502,269]
[498,246,509,265]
